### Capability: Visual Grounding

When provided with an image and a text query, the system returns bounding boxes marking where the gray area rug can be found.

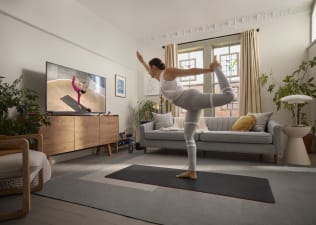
[37,150,316,225]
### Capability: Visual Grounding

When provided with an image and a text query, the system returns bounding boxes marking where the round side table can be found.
[283,126,311,166]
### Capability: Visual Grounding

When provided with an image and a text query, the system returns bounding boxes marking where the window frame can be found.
[311,0,316,43]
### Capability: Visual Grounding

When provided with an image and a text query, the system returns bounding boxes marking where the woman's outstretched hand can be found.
[136,51,144,63]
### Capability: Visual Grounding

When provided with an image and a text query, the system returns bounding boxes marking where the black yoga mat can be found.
[106,164,275,203]
[60,95,90,112]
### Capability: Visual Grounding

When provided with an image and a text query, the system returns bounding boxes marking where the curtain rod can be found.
[162,28,259,49]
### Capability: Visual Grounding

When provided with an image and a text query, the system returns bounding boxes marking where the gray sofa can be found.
[139,116,287,163]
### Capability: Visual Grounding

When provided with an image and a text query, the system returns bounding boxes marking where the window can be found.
[214,45,240,117]
[178,50,204,86]
[176,35,240,118]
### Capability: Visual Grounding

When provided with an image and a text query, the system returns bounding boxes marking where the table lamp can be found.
[280,94,313,126]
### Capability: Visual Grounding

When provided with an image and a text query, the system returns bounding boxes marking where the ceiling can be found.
[76,0,313,41]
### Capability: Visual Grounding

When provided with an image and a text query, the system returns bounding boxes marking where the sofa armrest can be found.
[267,120,287,158]
[139,121,154,147]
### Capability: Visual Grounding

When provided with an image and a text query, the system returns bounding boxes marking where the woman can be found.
[72,76,87,106]
[136,51,234,179]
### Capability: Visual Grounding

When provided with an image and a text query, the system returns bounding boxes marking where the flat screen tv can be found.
[46,62,106,114]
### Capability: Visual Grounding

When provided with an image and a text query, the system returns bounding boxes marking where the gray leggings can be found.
[173,67,234,171]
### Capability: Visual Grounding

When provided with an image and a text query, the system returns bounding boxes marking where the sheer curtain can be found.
[239,29,262,115]
[164,43,179,116]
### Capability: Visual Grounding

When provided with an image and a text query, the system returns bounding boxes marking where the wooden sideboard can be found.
[39,115,119,157]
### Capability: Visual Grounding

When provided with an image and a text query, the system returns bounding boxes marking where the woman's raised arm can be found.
[164,67,213,80]
[136,51,150,73]
[164,57,220,80]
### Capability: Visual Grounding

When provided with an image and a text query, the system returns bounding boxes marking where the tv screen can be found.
[46,62,106,114]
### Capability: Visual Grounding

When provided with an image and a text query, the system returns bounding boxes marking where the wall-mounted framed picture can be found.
[115,74,126,97]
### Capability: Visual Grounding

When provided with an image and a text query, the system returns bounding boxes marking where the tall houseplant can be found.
[259,58,316,152]
[0,76,50,135]
[259,57,316,129]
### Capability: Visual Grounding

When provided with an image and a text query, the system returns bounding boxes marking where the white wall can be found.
[0,0,139,134]
[138,9,311,126]
[259,11,310,125]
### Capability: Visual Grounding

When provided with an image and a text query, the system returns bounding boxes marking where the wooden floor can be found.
[2,150,316,225]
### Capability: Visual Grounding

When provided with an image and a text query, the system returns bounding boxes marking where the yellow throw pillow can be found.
[231,115,256,131]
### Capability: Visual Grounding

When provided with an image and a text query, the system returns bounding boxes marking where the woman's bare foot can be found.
[176,171,197,180]
[209,56,221,71]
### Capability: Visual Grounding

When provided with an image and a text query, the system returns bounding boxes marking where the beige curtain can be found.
[164,43,179,116]
[239,29,262,115]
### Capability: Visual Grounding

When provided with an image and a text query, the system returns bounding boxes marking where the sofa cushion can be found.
[231,115,256,131]
[205,117,239,131]
[247,112,273,132]
[153,112,173,130]
[199,131,272,144]
[145,130,199,141]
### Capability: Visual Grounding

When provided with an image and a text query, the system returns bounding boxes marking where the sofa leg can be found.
[273,154,278,164]
[144,147,147,154]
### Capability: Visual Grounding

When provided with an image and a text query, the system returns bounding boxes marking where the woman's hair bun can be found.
[149,58,165,70]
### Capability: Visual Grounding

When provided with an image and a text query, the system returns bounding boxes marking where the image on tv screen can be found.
[46,62,106,113]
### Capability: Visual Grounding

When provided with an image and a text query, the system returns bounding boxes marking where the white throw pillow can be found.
[247,112,273,132]
[153,112,173,130]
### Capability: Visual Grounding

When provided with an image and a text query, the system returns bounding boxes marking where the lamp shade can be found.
[280,94,313,104]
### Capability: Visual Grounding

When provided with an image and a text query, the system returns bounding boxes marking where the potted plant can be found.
[134,100,158,149]
[134,100,158,125]
[259,57,316,152]
[0,75,50,136]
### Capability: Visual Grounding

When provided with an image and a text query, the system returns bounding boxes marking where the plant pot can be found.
[303,133,313,153]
